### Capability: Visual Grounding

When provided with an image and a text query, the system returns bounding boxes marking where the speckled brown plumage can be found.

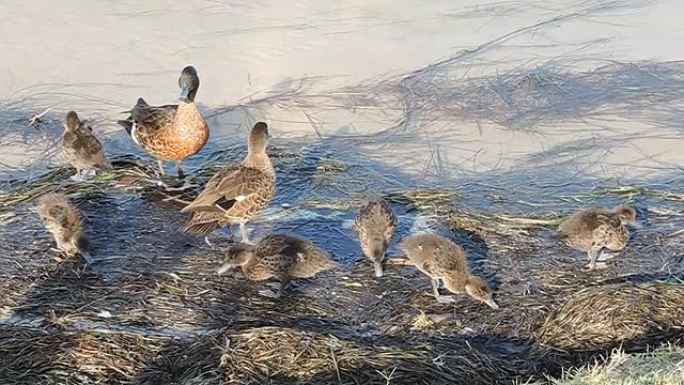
[62,111,111,175]
[36,193,92,264]
[557,205,637,270]
[181,122,274,242]
[355,199,396,277]
[118,66,209,165]
[217,234,337,297]
[399,233,498,308]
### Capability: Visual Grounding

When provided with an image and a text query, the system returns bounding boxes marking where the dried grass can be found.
[538,282,684,351]
[0,325,559,385]
[552,345,684,385]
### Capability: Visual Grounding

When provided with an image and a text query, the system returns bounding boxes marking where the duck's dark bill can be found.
[178,86,190,101]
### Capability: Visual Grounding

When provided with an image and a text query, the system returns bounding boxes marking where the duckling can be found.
[118,66,209,176]
[394,233,498,308]
[36,193,93,264]
[217,234,337,298]
[355,199,396,277]
[181,122,274,244]
[557,205,637,270]
[62,111,112,180]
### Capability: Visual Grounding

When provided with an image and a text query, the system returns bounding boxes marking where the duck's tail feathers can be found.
[117,119,134,135]
[118,97,148,134]
[183,212,222,236]
[97,159,114,171]
[291,245,338,277]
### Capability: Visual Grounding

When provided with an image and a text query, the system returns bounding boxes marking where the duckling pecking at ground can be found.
[181,122,275,244]
[393,232,498,308]
[355,199,396,277]
[117,65,209,177]
[217,234,338,298]
[556,205,638,270]
[36,193,93,264]
[62,111,112,180]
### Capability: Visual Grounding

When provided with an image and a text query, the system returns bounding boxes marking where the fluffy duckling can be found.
[118,66,209,176]
[181,122,275,243]
[557,205,637,270]
[395,233,498,308]
[355,199,396,277]
[36,193,93,264]
[217,234,337,298]
[62,111,111,179]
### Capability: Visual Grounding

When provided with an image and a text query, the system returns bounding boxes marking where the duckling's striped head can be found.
[463,276,499,310]
[615,205,637,224]
[64,111,81,131]
[217,242,254,275]
[178,65,200,102]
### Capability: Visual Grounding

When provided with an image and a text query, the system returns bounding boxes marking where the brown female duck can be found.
[181,122,274,243]
[355,199,396,277]
[394,233,498,308]
[557,205,637,270]
[217,234,337,298]
[118,66,209,176]
[36,193,93,264]
[63,111,111,179]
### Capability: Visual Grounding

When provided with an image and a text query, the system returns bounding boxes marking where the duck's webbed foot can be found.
[596,250,617,262]
[431,279,456,303]
[70,170,85,182]
[435,294,457,303]
[585,261,608,270]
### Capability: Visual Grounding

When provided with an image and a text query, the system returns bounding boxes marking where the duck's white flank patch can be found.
[131,122,141,145]
[235,195,246,202]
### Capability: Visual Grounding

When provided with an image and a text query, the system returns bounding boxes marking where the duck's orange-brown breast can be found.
[141,102,209,161]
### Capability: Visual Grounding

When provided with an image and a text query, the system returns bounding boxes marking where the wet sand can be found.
[1,0,683,178]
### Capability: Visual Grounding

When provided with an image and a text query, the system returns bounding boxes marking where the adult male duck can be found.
[118,66,209,176]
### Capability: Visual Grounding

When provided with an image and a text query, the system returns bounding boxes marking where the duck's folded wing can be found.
[257,235,291,256]
[180,166,269,213]
[73,133,111,169]
[183,211,222,235]
[131,104,178,135]
[596,213,621,228]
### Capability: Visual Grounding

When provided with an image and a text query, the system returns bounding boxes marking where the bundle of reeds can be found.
[538,282,684,351]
